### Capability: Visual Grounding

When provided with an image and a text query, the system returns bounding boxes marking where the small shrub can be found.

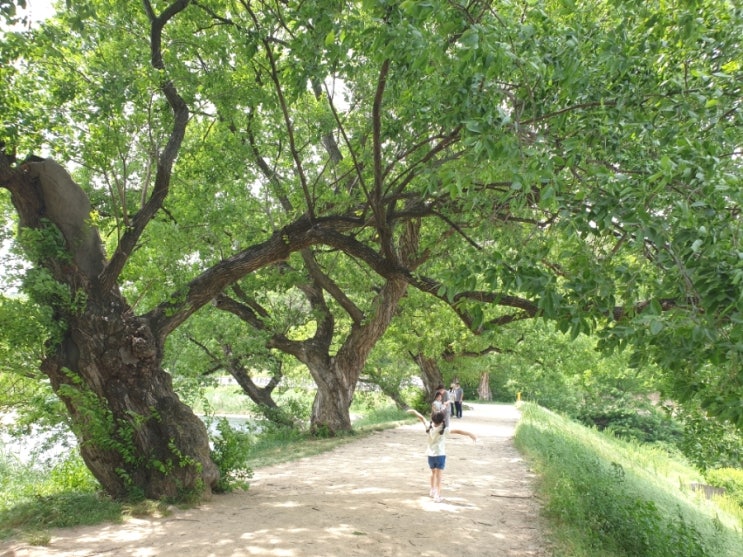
[209,418,253,493]
[351,389,384,411]
[705,468,743,508]
[575,396,682,446]
[312,423,333,439]
[48,453,99,492]
[408,388,432,415]
[280,388,314,414]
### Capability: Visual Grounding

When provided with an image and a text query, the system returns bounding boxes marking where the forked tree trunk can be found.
[3,159,218,499]
[308,277,410,435]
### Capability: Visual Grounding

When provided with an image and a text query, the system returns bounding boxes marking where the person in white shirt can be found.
[431,390,450,415]
[406,408,477,502]
[435,384,451,428]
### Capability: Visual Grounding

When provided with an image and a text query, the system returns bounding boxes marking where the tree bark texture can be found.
[413,352,443,401]
[2,159,218,499]
[308,277,410,435]
[478,371,492,401]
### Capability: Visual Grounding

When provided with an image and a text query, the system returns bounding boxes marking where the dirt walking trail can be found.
[1,403,551,557]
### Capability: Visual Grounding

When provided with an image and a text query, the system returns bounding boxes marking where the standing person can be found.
[407,408,477,502]
[431,390,450,415]
[454,382,464,418]
[448,384,456,417]
[436,384,451,428]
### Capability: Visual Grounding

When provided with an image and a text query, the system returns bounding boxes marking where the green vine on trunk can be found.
[56,369,203,500]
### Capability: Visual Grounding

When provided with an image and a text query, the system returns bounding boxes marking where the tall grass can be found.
[514,403,743,557]
[0,450,122,543]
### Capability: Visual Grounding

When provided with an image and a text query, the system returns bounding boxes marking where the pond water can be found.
[0,414,254,468]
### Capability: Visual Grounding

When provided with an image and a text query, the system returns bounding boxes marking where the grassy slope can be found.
[514,402,743,557]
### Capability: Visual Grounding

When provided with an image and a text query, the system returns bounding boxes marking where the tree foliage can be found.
[1,0,742,499]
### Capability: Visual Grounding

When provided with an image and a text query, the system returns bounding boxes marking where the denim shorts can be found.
[428,455,446,470]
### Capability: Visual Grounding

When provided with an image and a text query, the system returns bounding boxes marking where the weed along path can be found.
[1,403,550,557]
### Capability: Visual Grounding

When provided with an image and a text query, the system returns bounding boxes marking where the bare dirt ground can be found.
[1,402,551,557]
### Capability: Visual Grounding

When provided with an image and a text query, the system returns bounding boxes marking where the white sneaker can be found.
[434,495,444,503]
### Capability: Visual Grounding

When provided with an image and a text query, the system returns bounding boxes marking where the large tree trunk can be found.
[3,159,218,499]
[309,359,356,434]
[413,353,443,400]
[307,277,410,435]
[45,305,218,500]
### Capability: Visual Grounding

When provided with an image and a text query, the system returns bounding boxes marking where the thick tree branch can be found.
[213,294,267,331]
[302,251,365,325]
[372,60,396,262]
[146,214,362,342]
[101,0,191,290]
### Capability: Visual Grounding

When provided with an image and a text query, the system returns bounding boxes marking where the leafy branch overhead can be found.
[0,0,741,501]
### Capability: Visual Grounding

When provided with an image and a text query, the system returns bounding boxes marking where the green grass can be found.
[0,452,123,542]
[241,404,410,469]
[514,403,743,557]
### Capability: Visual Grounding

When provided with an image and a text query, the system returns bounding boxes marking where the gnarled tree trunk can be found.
[2,158,218,499]
[308,358,356,434]
[307,277,410,434]
[45,304,218,500]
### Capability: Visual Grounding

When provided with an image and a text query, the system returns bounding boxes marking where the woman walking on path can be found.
[407,408,477,502]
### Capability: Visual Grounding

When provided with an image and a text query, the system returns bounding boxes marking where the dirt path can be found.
[1,403,551,557]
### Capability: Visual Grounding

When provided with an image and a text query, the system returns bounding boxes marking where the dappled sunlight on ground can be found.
[1,403,549,557]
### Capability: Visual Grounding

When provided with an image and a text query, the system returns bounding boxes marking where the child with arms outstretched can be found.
[407,408,477,502]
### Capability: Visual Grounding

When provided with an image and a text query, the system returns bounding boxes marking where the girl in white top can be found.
[406,408,476,502]
[431,390,450,414]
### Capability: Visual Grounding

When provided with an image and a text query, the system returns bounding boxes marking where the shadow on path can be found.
[1,403,550,557]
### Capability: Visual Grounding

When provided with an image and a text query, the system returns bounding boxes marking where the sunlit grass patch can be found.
[515,403,743,557]
[0,449,121,541]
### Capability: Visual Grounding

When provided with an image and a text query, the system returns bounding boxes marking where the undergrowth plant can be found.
[0,448,121,542]
[209,418,254,493]
[705,468,743,509]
